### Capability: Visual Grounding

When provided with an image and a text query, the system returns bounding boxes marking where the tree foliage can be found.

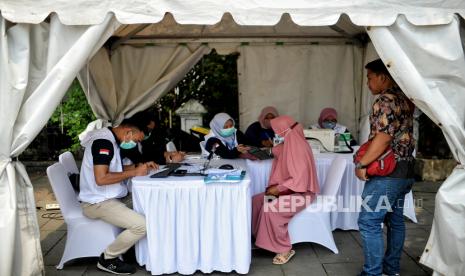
[156,50,239,128]
[49,79,95,153]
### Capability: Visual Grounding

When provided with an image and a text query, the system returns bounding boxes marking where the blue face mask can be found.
[120,140,137,150]
[143,130,153,140]
[273,134,285,146]
[322,121,336,129]
[220,127,236,137]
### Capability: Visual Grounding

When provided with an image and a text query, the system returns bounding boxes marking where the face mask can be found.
[120,132,138,149]
[220,127,236,137]
[143,130,152,141]
[273,134,285,146]
[120,140,137,150]
[322,121,336,129]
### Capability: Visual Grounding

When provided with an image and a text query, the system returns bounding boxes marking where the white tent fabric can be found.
[1,2,465,276]
[1,0,465,26]
[237,44,363,138]
[359,42,380,143]
[79,44,210,125]
[0,14,119,276]
[368,15,465,276]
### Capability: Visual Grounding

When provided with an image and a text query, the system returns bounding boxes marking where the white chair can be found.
[58,151,79,174]
[288,156,347,253]
[46,163,121,269]
[166,141,177,152]
[199,141,209,157]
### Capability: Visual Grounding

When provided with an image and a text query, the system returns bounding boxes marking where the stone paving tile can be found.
[313,231,364,264]
[37,210,52,228]
[282,262,326,276]
[44,237,66,266]
[323,262,362,276]
[404,228,429,258]
[399,252,429,276]
[413,208,434,227]
[244,264,284,276]
[412,182,442,193]
[40,230,66,254]
[287,243,320,264]
[40,217,65,231]
[249,248,277,266]
[45,264,87,276]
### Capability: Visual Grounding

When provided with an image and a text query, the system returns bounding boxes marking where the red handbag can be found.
[354,140,396,176]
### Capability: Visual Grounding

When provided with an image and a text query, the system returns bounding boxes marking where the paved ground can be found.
[33,171,438,276]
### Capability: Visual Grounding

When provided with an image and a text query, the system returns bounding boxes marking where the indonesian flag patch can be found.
[99,149,110,155]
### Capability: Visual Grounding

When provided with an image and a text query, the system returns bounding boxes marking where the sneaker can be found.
[97,253,136,275]
[382,273,400,276]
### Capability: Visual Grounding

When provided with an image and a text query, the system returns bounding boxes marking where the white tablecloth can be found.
[246,152,417,230]
[131,159,251,275]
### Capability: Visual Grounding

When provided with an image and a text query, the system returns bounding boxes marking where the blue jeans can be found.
[358,177,414,276]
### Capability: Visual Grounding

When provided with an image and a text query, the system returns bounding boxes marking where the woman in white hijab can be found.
[204,113,250,159]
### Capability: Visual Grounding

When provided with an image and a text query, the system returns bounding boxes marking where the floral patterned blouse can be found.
[369,87,415,159]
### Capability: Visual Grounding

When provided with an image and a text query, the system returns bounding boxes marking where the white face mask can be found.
[273,134,285,146]
[272,122,298,146]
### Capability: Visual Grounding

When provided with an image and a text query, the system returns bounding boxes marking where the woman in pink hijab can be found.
[252,115,320,264]
[311,107,357,145]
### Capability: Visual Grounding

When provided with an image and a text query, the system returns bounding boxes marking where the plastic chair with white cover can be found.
[46,163,121,269]
[199,141,209,157]
[288,156,347,254]
[58,151,80,174]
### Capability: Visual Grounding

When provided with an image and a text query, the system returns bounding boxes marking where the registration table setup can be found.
[131,152,418,275]
[131,158,252,275]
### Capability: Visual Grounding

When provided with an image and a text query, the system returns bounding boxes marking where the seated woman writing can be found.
[245,106,279,148]
[311,107,357,146]
[252,115,320,265]
[204,113,250,159]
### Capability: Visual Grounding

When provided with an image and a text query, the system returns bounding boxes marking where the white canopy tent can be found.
[1,1,465,275]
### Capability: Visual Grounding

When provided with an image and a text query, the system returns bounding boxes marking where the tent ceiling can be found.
[113,13,365,40]
[2,0,465,26]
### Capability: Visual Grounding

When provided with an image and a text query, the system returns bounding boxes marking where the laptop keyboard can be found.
[150,163,182,178]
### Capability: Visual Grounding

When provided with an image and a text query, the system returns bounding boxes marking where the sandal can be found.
[272,250,295,265]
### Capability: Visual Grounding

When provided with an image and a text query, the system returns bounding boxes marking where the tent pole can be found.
[110,24,151,51]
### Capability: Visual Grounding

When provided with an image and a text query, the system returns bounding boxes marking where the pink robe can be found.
[251,115,319,253]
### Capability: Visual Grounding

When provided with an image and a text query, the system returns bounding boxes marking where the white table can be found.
[131,159,251,275]
[246,152,417,230]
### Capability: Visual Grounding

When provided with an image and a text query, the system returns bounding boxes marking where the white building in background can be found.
[175,99,207,133]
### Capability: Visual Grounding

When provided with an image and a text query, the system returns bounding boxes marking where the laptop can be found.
[150,163,182,178]
[247,146,273,160]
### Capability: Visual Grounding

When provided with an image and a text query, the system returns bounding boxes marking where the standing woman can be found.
[252,115,320,264]
[245,106,279,148]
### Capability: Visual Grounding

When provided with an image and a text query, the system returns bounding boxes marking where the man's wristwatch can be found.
[355,162,366,170]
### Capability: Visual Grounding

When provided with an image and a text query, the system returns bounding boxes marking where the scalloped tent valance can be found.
[1,0,465,26]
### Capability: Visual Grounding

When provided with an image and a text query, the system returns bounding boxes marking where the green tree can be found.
[50,79,95,153]
[156,50,239,128]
